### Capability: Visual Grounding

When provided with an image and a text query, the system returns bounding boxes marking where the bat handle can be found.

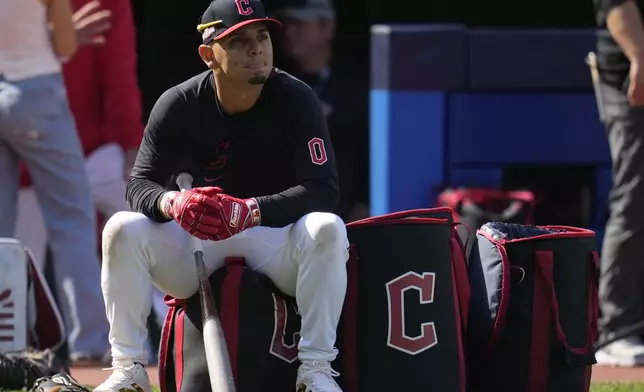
[176,172,195,193]
[176,172,203,252]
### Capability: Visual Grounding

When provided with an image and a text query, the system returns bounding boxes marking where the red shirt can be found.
[20,0,143,187]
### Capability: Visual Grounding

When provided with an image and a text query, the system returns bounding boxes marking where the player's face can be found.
[212,23,273,85]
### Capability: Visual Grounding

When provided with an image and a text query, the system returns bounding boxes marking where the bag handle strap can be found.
[534,250,599,355]
[159,305,178,392]
[454,222,472,257]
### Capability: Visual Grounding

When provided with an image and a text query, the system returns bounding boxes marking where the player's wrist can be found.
[245,198,261,226]
[159,191,180,219]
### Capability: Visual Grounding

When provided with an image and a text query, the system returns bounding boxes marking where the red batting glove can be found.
[161,187,223,240]
[210,193,261,241]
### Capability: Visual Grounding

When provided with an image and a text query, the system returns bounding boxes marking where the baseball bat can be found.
[176,172,236,392]
[586,52,606,122]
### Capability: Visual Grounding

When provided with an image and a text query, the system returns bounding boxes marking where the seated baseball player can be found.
[93,0,349,391]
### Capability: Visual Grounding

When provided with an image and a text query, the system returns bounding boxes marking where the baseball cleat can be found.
[93,362,150,392]
[595,335,644,367]
[296,361,342,392]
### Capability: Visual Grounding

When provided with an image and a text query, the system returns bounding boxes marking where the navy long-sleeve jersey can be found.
[126,68,340,227]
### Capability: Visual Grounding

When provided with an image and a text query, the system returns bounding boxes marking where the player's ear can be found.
[198,44,218,69]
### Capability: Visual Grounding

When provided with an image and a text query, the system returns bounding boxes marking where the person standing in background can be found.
[271,0,370,222]
[0,0,109,365]
[593,0,644,366]
[16,0,141,270]
[12,0,149,366]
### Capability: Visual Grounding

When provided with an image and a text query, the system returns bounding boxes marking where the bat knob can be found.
[177,172,194,192]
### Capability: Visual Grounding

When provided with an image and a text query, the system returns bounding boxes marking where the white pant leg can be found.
[86,144,170,326]
[288,212,349,362]
[14,188,47,271]
[101,210,348,366]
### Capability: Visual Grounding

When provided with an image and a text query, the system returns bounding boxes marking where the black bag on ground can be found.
[466,222,598,392]
[437,188,536,257]
[339,208,470,392]
[159,257,301,392]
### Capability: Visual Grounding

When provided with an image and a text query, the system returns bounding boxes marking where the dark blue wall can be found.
[370,24,611,238]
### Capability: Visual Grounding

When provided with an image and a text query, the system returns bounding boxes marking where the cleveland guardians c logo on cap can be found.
[234,0,253,15]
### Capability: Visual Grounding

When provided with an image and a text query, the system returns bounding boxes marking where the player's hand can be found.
[73,0,112,46]
[210,193,261,241]
[161,187,223,240]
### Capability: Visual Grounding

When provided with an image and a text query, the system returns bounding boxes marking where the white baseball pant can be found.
[101,210,349,366]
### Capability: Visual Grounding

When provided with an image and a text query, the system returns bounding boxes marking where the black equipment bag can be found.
[339,208,470,392]
[159,257,301,392]
[466,222,598,392]
[437,188,536,256]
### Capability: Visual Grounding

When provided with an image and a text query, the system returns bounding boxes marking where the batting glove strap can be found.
[160,191,180,219]
[246,198,261,226]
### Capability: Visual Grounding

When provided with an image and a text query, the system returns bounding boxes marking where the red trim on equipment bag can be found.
[164,295,187,308]
[222,258,245,388]
[450,249,466,392]
[450,234,470,330]
[160,295,187,392]
[347,207,454,227]
[529,251,553,392]
[342,245,359,392]
[159,306,177,392]
[450,233,469,392]
[174,310,186,392]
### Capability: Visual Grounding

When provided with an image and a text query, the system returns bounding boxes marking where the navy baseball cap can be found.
[197,0,281,44]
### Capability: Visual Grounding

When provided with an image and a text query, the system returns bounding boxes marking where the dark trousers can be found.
[598,80,644,338]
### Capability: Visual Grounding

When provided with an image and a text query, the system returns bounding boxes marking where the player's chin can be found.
[247,75,268,85]
[246,70,270,85]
